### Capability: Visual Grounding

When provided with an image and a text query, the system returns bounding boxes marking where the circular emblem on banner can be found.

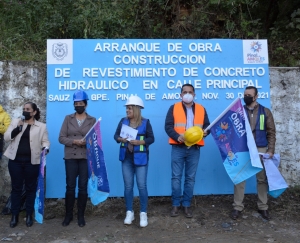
[52,42,68,60]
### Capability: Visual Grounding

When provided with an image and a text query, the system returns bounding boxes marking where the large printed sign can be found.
[46,39,270,198]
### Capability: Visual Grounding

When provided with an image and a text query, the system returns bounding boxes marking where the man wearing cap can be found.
[165,84,210,218]
[230,86,276,221]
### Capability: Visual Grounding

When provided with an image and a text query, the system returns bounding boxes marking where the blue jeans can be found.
[8,158,40,215]
[65,159,88,195]
[171,145,200,207]
[122,154,148,212]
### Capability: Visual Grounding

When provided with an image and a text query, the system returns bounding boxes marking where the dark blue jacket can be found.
[244,104,268,147]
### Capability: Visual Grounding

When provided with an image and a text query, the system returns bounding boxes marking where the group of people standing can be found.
[0,83,276,229]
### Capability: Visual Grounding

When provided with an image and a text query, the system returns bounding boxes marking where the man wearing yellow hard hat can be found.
[165,84,210,218]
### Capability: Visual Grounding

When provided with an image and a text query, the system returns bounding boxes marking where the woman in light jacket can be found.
[114,96,154,228]
[4,102,50,228]
[59,90,96,227]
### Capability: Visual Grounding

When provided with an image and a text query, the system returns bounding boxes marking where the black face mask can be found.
[243,96,254,106]
[75,106,85,114]
[22,111,32,120]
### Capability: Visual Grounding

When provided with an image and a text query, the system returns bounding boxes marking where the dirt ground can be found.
[0,188,300,243]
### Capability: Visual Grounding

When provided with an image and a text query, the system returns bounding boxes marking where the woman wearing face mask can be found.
[114,96,154,228]
[59,90,96,227]
[3,102,50,228]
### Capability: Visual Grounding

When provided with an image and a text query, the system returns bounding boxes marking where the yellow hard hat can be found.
[184,126,203,146]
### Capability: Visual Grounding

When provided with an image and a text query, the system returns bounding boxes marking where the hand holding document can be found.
[120,124,138,141]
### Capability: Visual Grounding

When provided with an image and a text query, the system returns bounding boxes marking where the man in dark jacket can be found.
[165,84,210,218]
[230,86,276,221]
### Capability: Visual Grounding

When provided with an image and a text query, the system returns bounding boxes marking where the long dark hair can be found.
[24,102,40,121]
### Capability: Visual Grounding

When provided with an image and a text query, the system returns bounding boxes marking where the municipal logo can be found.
[243,39,268,64]
[52,42,68,61]
[250,41,262,53]
[47,39,73,64]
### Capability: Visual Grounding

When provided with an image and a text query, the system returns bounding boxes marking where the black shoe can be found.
[62,192,75,227]
[170,206,180,217]
[26,214,33,227]
[230,209,241,220]
[78,217,86,227]
[183,207,193,218]
[10,214,19,228]
[77,193,87,227]
[62,215,73,226]
[1,207,11,215]
[258,210,270,220]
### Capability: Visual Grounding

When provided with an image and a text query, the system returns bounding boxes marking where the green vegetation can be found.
[0,0,299,66]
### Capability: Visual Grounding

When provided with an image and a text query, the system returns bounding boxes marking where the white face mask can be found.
[182,93,194,103]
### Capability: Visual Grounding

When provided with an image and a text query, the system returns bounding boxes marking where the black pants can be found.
[8,158,39,215]
[65,159,88,194]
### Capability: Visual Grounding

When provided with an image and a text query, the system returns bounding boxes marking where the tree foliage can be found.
[0,0,299,66]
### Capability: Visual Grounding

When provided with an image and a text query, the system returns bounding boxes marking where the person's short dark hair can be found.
[73,100,88,106]
[181,84,195,93]
[25,102,40,121]
[245,86,258,96]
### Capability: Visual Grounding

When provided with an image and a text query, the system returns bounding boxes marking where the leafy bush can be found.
[0,0,299,66]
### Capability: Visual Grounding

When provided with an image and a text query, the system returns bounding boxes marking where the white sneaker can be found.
[124,211,134,225]
[140,212,148,227]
